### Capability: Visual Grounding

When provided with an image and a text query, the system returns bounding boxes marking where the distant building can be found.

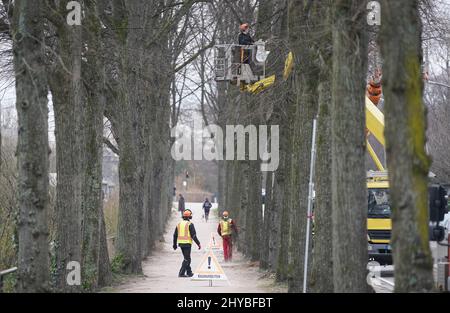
[103,146,119,184]
[102,145,119,200]
[102,181,116,200]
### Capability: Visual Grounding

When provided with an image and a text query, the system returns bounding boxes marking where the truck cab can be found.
[367,173,392,264]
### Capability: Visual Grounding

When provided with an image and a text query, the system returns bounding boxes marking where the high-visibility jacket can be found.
[220,219,233,236]
[177,220,192,244]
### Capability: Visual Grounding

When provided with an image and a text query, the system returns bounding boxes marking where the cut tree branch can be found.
[174,37,215,73]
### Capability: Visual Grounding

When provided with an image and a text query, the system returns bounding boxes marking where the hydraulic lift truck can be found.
[214,42,450,289]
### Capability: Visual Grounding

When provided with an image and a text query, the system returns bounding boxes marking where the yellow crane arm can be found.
[367,140,385,171]
[365,96,386,171]
[365,96,385,147]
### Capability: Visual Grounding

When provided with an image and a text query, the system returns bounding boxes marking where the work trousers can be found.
[179,244,192,275]
[222,235,233,261]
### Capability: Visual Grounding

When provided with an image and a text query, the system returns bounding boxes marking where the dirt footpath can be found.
[112,202,286,293]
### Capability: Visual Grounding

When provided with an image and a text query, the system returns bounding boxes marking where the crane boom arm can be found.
[365,96,385,147]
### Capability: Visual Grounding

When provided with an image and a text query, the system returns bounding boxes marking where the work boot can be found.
[186,272,194,277]
[178,273,188,278]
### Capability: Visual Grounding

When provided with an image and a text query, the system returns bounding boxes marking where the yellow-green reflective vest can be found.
[177,220,192,244]
[220,219,232,236]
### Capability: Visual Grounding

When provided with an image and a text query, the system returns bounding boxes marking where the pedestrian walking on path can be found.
[178,194,185,217]
[217,211,238,262]
[202,198,212,222]
[173,209,201,277]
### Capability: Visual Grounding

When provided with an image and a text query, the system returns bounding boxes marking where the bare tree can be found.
[43,0,85,291]
[286,0,322,293]
[380,0,434,292]
[331,0,370,292]
[309,0,334,293]
[80,0,112,289]
[11,0,50,292]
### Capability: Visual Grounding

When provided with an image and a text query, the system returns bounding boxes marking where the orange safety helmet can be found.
[239,23,249,31]
[183,209,193,219]
[222,211,229,218]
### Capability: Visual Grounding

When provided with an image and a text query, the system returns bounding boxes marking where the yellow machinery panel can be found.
[367,178,391,245]
[246,75,276,94]
[367,180,389,189]
[367,218,392,231]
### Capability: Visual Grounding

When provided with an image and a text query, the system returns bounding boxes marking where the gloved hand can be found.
[173,244,177,250]
[198,244,201,250]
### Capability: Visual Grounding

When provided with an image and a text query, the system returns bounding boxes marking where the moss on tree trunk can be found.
[379,0,434,292]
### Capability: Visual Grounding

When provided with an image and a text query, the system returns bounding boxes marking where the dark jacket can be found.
[178,196,185,211]
[238,32,254,45]
[203,201,212,211]
[173,221,201,247]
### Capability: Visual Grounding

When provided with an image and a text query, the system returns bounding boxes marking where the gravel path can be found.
[112,202,286,293]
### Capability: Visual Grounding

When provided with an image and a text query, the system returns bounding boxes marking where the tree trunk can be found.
[265,0,289,274]
[286,0,320,293]
[379,0,434,292]
[49,6,84,291]
[80,0,112,289]
[248,158,262,261]
[310,81,333,293]
[309,0,334,293]
[276,82,294,282]
[12,0,50,292]
[331,0,370,292]
[115,87,144,274]
[115,1,146,274]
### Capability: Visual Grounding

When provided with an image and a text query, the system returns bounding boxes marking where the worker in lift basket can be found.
[238,23,255,45]
[238,23,254,64]
[173,209,201,277]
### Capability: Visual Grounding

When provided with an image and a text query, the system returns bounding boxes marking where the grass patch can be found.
[2,273,17,293]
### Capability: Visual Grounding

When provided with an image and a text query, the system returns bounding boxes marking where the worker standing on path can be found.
[173,209,201,277]
[202,198,212,222]
[178,194,185,217]
[217,211,238,262]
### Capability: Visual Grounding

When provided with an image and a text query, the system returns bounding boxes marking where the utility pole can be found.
[303,118,318,293]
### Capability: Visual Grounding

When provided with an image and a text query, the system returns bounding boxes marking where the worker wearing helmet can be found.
[238,23,254,66]
[238,23,254,45]
[217,211,238,262]
[173,209,201,277]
